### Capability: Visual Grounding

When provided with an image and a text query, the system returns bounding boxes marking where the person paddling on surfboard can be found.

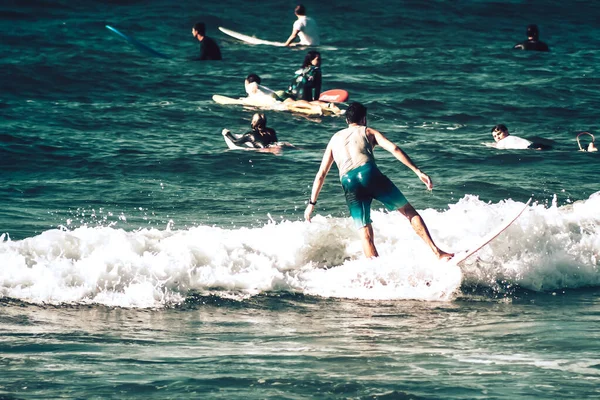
[222,113,278,149]
[284,4,320,47]
[245,74,281,103]
[191,22,222,60]
[305,102,453,260]
[491,124,552,150]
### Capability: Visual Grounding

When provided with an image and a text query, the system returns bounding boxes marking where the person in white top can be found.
[491,124,550,150]
[284,4,320,47]
[244,74,279,104]
[304,102,453,260]
[244,73,341,115]
[491,124,532,149]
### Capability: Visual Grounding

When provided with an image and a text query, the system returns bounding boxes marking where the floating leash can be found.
[577,132,598,152]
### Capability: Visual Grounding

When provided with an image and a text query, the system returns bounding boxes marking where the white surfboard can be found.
[212,94,280,108]
[222,131,296,152]
[222,131,254,150]
[212,95,248,106]
[449,198,532,266]
[218,27,286,47]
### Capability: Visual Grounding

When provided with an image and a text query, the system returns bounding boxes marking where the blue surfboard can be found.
[106,25,169,59]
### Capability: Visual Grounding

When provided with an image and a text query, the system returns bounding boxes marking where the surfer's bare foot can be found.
[326,103,341,113]
[436,251,454,261]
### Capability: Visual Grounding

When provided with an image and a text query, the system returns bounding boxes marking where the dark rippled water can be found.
[1,0,599,398]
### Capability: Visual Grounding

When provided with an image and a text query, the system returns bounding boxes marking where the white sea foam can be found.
[0,193,598,308]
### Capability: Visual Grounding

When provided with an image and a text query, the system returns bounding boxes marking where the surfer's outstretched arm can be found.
[369,128,433,190]
[304,142,334,222]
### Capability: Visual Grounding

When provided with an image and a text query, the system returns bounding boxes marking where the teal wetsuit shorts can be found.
[340,163,408,228]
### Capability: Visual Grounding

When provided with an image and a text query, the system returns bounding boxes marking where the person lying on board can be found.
[222,113,278,148]
[244,74,281,103]
[191,22,222,61]
[513,24,550,52]
[284,4,320,47]
[305,102,453,260]
[244,74,340,115]
[490,124,552,150]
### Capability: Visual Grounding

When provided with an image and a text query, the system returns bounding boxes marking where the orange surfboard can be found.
[319,89,349,103]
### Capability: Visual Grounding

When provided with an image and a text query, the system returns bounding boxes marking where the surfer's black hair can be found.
[193,22,206,36]
[526,24,539,40]
[246,74,261,84]
[346,102,367,124]
[251,113,267,130]
[295,4,306,16]
[302,51,321,68]
[491,124,508,134]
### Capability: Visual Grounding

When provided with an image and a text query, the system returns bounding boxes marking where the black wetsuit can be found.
[224,128,278,148]
[286,66,322,101]
[194,36,222,60]
[513,40,550,52]
[300,67,322,101]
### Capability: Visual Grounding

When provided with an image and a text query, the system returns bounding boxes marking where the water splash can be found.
[1,193,598,308]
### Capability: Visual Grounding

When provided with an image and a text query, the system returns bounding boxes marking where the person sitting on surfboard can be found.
[304,102,453,260]
[276,51,341,114]
[221,113,278,149]
[285,51,322,102]
[284,4,320,47]
[491,124,551,150]
[513,24,549,52]
[191,22,222,61]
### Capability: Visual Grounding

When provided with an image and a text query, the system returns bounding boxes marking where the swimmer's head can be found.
[295,4,306,16]
[245,74,261,84]
[192,22,206,39]
[491,124,509,142]
[245,74,261,95]
[251,113,267,130]
[346,102,367,125]
[527,24,539,40]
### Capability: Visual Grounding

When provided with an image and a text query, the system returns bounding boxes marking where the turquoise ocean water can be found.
[1,0,599,398]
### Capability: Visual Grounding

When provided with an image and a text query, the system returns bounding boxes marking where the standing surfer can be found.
[305,102,453,260]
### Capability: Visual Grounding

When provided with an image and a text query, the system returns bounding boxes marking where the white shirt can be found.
[330,126,375,177]
[245,83,278,105]
[495,135,532,150]
[293,16,320,46]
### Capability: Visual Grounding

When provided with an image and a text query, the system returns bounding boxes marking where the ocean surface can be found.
[1,0,599,398]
